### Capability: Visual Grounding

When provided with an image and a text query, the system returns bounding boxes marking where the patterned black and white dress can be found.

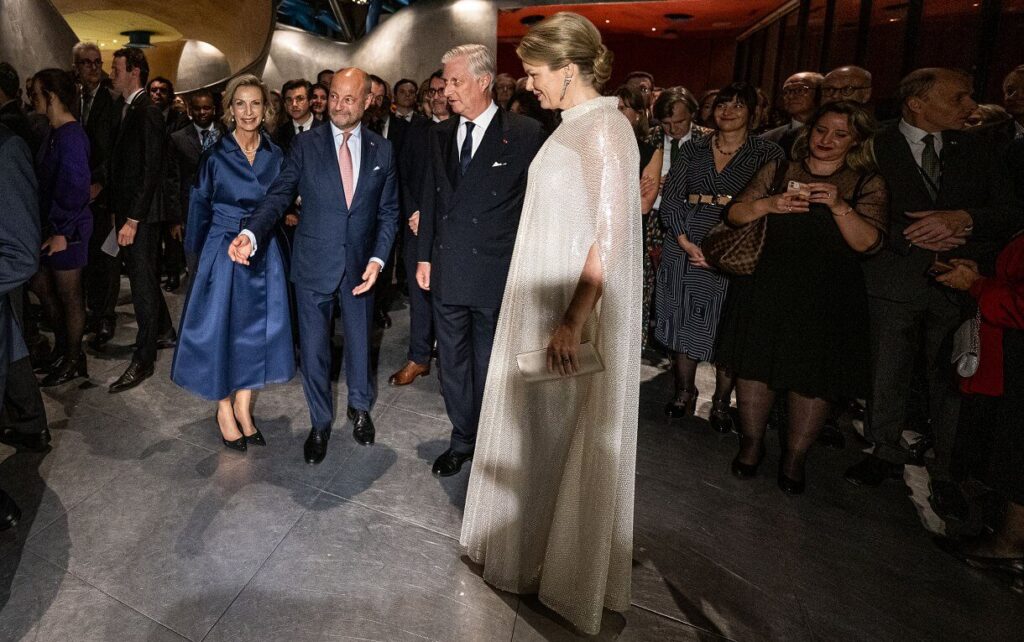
[653,134,782,359]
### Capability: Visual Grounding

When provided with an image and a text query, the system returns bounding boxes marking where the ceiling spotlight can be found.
[651,27,657,31]
[604,19,610,24]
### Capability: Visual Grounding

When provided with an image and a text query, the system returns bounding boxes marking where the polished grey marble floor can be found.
[0,284,1021,641]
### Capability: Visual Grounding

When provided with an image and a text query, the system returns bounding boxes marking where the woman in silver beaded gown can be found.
[459,13,642,636]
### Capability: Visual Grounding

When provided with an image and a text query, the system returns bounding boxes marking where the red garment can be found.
[961,234,1024,396]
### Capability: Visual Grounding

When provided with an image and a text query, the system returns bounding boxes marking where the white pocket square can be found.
[492,161,507,167]
[373,166,380,171]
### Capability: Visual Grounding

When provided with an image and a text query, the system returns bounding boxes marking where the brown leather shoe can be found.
[388,361,430,386]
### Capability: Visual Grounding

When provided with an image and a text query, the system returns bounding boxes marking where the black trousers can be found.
[160,222,185,278]
[866,288,963,480]
[433,301,499,454]
[120,221,173,366]
[84,205,120,322]
[1,357,47,435]
[403,227,433,364]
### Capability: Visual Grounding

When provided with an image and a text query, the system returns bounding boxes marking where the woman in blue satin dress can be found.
[171,75,294,451]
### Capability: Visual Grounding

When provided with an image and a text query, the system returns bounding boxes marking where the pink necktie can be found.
[339,132,354,207]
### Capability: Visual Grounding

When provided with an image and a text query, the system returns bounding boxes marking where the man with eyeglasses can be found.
[72,42,122,348]
[821,66,873,107]
[426,71,450,123]
[761,71,823,153]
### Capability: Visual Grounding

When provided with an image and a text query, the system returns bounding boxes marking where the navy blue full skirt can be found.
[171,227,294,400]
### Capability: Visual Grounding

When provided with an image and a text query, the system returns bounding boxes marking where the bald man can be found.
[232,68,399,464]
[761,71,824,151]
[822,66,873,106]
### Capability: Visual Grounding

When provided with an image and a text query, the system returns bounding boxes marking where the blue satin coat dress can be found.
[171,133,295,400]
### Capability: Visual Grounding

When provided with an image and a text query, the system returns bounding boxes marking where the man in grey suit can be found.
[761,71,823,157]
[845,68,1024,521]
[0,124,50,527]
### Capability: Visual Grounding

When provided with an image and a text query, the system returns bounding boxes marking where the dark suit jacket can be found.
[0,125,40,403]
[164,108,191,134]
[81,85,119,189]
[107,91,167,225]
[418,108,546,308]
[248,123,399,294]
[0,100,42,155]
[399,118,436,220]
[759,121,801,159]
[272,116,327,154]
[165,125,220,225]
[863,123,1024,302]
[383,115,408,156]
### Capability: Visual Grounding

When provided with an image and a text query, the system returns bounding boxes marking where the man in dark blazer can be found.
[231,68,399,466]
[74,43,123,348]
[416,45,545,477]
[846,68,1024,520]
[105,47,176,393]
[165,89,220,287]
[272,79,327,154]
[0,62,42,154]
[0,125,50,515]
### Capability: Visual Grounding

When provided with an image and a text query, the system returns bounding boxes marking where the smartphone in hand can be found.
[786,180,811,199]
[927,260,954,277]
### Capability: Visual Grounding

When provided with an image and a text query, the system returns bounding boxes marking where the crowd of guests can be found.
[0,18,1023,613]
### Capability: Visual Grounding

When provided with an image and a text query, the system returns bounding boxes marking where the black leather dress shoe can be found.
[929,480,970,522]
[0,427,52,452]
[351,410,375,446]
[0,490,21,531]
[432,448,473,477]
[304,428,330,464]
[374,308,392,329]
[156,330,178,350]
[844,455,904,487]
[108,360,154,393]
[90,319,115,348]
[163,274,181,292]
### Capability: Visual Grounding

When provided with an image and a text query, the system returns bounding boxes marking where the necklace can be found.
[713,134,745,156]
[234,132,260,156]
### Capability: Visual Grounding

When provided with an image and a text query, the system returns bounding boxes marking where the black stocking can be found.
[735,378,775,465]
[29,269,65,357]
[783,391,831,481]
[713,365,735,405]
[672,352,698,400]
[53,268,86,360]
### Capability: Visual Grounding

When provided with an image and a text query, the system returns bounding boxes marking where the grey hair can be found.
[441,44,496,90]
[897,67,972,108]
[72,41,101,63]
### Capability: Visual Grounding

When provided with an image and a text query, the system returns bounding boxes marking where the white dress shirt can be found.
[122,88,145,119]
[194,122,214,144]
[653,128,693,210]
[898,118,944,168]
[292,113,315,134]
[242,122,383,268]
[457,101,499,159]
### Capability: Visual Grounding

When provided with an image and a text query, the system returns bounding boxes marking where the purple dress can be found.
[37,121,92,270]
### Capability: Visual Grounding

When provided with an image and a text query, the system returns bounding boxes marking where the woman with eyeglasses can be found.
[654,82,783,431]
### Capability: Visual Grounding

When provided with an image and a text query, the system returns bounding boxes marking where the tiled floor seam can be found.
[314,486,462,543]
[26,550,191,641]
[198,489,329,642]
[629,601,738,641]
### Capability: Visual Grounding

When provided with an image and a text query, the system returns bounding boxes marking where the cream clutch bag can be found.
[516,342,604,383]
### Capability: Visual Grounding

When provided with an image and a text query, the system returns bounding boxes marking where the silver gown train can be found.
[460,96,642,635]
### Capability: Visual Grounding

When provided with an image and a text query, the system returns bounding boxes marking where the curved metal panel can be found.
[0,0,79,82]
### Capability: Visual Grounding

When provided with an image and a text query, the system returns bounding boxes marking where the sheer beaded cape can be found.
[459,96,642,635]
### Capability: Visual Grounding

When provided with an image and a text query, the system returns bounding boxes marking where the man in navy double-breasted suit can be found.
[415,45,546,477]
[230,68,399,465]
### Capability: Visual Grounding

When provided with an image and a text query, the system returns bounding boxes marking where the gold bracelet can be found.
[832,206,853,218]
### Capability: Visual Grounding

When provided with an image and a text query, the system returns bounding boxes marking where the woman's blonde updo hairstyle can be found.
[516,12,613,90]
[221,74,276,128]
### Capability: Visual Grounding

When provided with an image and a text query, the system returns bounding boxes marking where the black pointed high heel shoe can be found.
[215,417,246,452]
[709,398,737,434]
[243,427,266,446]
[40,354,88,387]
[778,461,806,495]
[731,443,766,479]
